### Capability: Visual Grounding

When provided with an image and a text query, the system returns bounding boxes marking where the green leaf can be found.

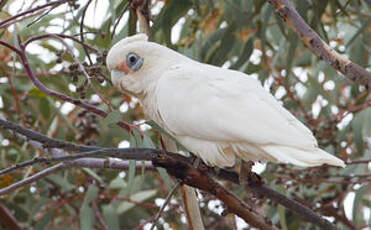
[146,120,181,146]
[125,160,136,196]
[157,167,172,190]
[151,0,193,46]
[103,205,120,230]
[231,37,254,70]
[200,28,227,61]
[276,185,288,230]
[285,31,298,79]
[278,205,288,230]
[82,184,99,206]
[109,174,127,189]
[80,205,95,230]
[34,210,55,230]
[351,108,371,155]
[346,19,370,47]
[208,23,236,66]
[83,168,104,184]
[80,184,98,230]
[142,135,155,148]
[39,97,50,119]
[46,174,75,192]
[29,88,48,99]
[303,74,321,107]
[117,189,157,214]
[353,185,368,227]
[103,110,122,128]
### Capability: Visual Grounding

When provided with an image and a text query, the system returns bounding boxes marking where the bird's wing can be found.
[155,62,317,150]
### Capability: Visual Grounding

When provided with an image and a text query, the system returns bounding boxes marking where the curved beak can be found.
[111,69,126,85]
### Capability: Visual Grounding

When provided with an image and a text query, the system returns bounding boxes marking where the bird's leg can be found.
[192,157,201,169]
[189,152,201,169]
[189,152,210,175]
[239,161,262,186]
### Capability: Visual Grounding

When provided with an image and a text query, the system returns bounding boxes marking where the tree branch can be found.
[111,2,130,39]
[0,204,22,230]
[79,0,93,65]
[0,41,22,56]
[0,117,338,229]
[0,0,73,29]
[267,0,371,88]
[0,163,65,195]
[150,181,181,230]
[153,154,279,230]
[8,36,133,131]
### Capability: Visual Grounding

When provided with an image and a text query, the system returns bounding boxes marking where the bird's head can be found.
[106,33,182,97]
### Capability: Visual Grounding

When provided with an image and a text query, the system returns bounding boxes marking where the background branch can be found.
[267,0,371,88]
[1,36,135,132]
[0,0,72,29]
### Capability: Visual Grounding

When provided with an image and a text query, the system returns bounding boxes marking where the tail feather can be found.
[262,145,345,167]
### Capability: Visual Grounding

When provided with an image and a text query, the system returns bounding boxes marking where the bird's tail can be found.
[262,145,345,167]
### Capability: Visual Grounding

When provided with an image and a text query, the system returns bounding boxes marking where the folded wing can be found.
[155,62,344,167]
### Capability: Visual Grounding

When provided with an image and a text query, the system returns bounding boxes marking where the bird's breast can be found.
[141,94,175,136]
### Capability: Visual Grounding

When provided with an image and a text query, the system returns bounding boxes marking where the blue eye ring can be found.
[126,52,143,72]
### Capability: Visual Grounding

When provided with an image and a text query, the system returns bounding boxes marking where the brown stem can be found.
[14,38,132,131]
[0,0,72,28]
[0,41,22,55]
[267,0,371,88]
[0,204,22,230]
[153,154,279,230]
[24,33,99,52]
[79,0,93,65]
[92,201,109,230]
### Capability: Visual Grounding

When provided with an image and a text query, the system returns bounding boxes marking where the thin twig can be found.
[0,163,65,195]
[6,71,26,126]
[0,158,154,196]
[26,4,60,27]
[0,148,158,176]
[10,37,132,131]
[24,33,99,52]
[0,41,22,55]
[80,0,93,65]
[0,0,72,28]
[111,2,130,39]
[48,34,113,111]
[0,116,97,152]
[92,201,109,230]
[150,181,181,230]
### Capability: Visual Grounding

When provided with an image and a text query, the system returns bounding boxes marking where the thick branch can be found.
[0,117,337,229]
[268,0,371,88]
[153,154,278,230]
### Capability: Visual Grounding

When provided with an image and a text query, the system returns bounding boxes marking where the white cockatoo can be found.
[106,34,345,169]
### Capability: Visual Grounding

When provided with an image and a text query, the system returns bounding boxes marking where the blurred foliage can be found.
[0,0,370,229]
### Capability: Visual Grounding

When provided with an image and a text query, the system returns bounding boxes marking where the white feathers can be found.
[106,34,148,71]
[107,34,346,168]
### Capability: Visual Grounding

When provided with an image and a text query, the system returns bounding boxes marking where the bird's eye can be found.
[126,52,143,72]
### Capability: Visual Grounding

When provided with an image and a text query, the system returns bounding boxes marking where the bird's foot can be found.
[192,157,201,169]
[239,161,263,186]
